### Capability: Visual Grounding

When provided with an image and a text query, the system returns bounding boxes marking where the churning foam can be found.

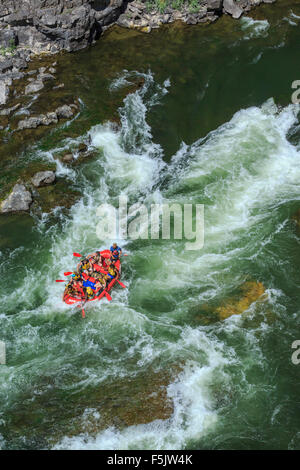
[2,67,300,449]
[240,16,270,40]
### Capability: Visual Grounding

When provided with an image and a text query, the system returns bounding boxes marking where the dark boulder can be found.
[206,0,223,11]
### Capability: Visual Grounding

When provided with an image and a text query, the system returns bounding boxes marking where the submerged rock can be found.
[61,153,74,164]
[193,280,266,323]
[17,103,77,130]
[216,281,266,320]
[292,208,300,232]
[31,171,56,188]
[0,183,32,213]
[17,112,57,130]
[56,105,75,119]
[77,143,88,153]
[0,103,21,116]
[24,80,44,95]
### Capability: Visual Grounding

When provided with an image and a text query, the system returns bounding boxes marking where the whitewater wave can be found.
[1,69,300,449]
[240,16,270,40]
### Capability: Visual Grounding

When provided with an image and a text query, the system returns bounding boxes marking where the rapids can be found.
[0,0,300,450]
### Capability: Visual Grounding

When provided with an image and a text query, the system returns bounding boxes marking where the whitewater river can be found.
[0,0,300,450]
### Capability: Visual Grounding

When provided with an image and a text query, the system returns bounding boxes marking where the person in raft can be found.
[85,251,107,269]
[105,259,120,283]
[110,243,122,263]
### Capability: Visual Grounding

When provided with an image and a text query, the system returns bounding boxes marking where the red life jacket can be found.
[74,282,84,297]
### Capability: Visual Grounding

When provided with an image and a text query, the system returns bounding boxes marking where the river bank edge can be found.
[0,0,278,215]
[0,0,277,109]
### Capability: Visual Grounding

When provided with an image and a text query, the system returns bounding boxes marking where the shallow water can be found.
[0,0,300,450]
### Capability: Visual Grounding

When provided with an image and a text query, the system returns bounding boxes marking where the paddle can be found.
[80,300,86,318]
[56,280,66,282]
[73,252,128,258]
[104,291,112,301]
[116,279,126,288]
[64,271,73,276]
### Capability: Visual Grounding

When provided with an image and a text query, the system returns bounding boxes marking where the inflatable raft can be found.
[63,249,121,305]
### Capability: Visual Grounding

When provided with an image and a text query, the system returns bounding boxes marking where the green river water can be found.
[0,0,300,450]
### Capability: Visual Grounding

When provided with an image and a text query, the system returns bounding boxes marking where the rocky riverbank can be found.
[0,0,278,215]
[1,0,276,108]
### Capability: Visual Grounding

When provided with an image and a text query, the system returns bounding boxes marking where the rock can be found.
[140,25,151,33]
[53,83,64,90]
[24,79,44,95]
[17,102,76,131]
[17,116,41,130]
[0,103,21,116]
[0,184,32,213]
[38,73,55,82]
[0,29,17,48]
[223,0,244,18]
[207,0,223,11]
[77,143,87,153]
[61,153,74,163]
[31,171,56,188]
[96,0,126,27]
[45,112,58,124]
[55,104,74,119]
[0,81,10,106]
[17,112,58,130]
[58,104,74,118]
[117,14,133,28]
[12,57,28,71]
[9,70,25,80]
[216,281,266,320]
[185,14,201,25]
[0,59,13,74]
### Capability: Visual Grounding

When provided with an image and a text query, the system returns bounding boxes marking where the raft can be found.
[63,249,121,305]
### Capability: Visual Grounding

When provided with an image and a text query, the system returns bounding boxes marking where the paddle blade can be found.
[104,291,112,301]
[56,280,65,282]
[73,252,83,258]
[117,279,126,289]
[123,254,129,256]
[81,308,86,319]
[64,272,73,276]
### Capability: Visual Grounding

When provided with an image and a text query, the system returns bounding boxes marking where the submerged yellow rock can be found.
[292,208,300,230]
[140,26,151,33]
[216,281,266,320]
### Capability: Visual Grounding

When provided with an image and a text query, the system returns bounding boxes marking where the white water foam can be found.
[2,69,300,450]
[240,16,270,40]
[53,329,231,450]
